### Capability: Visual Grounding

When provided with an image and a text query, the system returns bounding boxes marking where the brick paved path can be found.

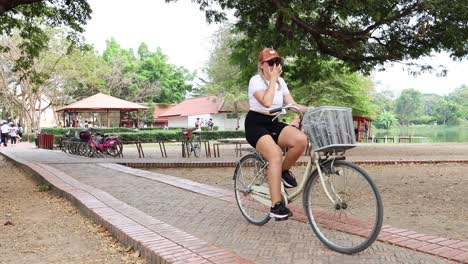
[2,144,467,263]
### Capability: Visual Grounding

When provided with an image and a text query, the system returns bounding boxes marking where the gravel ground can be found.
[0,156,145,264]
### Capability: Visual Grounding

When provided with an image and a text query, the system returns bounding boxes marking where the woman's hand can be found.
[269,64,282,82]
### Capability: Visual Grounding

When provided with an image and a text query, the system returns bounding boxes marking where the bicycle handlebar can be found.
[271,104,303,117]
[269,107,283,114]
[270,104,307,129]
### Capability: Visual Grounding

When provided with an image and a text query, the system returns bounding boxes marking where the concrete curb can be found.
[2,152,254,264]
[118,159,468,169]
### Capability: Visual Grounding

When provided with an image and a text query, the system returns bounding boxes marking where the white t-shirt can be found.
[1,124,10,134]
[248,74,290,113]
[9,127,17,137]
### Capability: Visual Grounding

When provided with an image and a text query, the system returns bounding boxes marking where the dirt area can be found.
[0,156,145,264]
[149,162,468,241]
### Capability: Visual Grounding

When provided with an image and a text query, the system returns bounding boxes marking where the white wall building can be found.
[158,96,247,130]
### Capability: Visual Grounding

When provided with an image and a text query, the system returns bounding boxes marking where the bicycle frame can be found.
[235,105,383,254]
[88,134,120,152]
[246,105,344,207]
[181,128,201,157]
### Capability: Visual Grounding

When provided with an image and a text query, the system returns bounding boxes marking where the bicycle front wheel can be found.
[303,160,383,254]
[234,154,271,225]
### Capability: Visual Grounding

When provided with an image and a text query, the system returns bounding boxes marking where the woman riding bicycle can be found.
[245,47,309,220]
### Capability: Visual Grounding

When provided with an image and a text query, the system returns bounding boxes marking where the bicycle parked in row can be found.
[181,128,201,158]
[61,128,123,157]
[233,104,383,254]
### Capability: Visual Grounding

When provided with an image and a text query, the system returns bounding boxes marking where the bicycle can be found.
[233,104,383,254]
[77,129,123,157]
[181,128,201,158]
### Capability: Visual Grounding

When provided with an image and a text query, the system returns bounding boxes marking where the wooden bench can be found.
[368,136,396,143]
[398,136,413,143]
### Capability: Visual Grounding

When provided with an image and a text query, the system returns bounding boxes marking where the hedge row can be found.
[38,129,245,144]
[40,127,137,135]
[111,130,245,142]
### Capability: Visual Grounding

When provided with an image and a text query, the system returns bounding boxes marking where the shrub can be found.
[40,128,246,144]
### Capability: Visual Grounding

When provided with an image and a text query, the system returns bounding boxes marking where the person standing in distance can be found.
[244,48,309,220]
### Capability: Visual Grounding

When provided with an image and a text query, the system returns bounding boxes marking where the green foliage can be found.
[172,0,468,72]
[54,44,110,101]
[102,38,193,103]
[115,130,245,143]
[35,184,50,192]
[0,0,92,73]
[373,111,399,129]
[202,25,375,118]
[200,25,249,128]
[421,93,443,117]
[40,127,137,135]
[140,104,155,124]
[448,85,468,120]
[413,115,436,125]
[434,98,462,125]
[41,127,245,143]
[287,60,375,117]
[371,90,396,115]
[370,86,466,126]
[395,89,423,125]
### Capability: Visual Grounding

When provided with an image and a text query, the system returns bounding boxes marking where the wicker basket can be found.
[303,106,356,152]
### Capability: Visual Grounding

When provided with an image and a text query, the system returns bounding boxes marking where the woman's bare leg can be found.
[255,135,283,205]
[278,126,308,171]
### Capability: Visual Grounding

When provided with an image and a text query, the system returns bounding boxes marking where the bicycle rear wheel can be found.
[107,141,123,157]
[303,160,383,254]
[234,153,271,225]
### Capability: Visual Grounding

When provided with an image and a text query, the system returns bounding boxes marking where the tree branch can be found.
[0,0,43,15]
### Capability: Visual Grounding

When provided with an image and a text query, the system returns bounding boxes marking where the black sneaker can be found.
[282,170,298,188]
[270,201,292,221]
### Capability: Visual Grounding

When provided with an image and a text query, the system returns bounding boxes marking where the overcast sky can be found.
[83,0,467,97]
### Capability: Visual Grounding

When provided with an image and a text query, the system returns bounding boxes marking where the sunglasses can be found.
[265,58,282,66]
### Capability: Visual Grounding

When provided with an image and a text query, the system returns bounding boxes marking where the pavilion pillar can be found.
[357,118,361,141]
[106,109,110,127]
[74,111,77,127]
[136,111,140,128]
[127,111,131,128]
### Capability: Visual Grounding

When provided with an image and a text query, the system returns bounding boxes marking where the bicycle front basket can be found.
[302,106,356,152]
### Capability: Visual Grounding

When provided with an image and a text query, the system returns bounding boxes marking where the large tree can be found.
[448,85,468,121]
[395,88,423,125]
[202,25,375,118]
[168,0,467,72]
[0,0,91,72]
[102,38,193,103]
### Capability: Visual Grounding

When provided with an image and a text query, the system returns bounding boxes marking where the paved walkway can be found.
[2,143,468,263]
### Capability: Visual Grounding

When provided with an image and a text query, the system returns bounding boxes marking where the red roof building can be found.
[159,96,227,117]
[153,104,176,127]
[160,96,248,130]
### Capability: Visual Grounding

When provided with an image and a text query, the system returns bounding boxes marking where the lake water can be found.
[372,125,467,143]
